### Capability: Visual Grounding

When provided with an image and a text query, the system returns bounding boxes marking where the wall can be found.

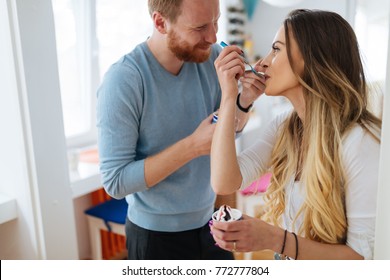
[374,14,390,259]
[0,0,78,259]
[0,0,39,259]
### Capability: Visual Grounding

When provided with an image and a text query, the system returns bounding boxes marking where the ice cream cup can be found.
[212,208,242,222]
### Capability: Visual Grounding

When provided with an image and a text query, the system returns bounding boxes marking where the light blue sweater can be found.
[97,42,221,232]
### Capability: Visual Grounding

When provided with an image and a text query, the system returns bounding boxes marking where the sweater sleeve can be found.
[97,62,148,199]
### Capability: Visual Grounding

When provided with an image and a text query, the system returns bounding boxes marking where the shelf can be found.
[69,147,102,198]
[0,193,17,224]
[70,162,102,198]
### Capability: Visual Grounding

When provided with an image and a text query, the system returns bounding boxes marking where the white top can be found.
[238,112,380,259]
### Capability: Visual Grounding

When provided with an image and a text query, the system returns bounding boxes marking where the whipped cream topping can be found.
[215,205,234,222]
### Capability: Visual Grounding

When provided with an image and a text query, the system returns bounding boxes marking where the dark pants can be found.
[125,218,234,260]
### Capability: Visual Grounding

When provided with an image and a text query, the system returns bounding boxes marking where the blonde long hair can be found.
[263,10,382,244]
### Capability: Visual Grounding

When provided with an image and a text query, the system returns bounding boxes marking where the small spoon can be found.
[220,41,265,78]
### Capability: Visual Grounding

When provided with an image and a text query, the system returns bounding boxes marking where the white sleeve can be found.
[342,126,381,259]
[237,112,289,190]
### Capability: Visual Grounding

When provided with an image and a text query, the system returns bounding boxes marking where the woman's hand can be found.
[214,46,246,99]
[210,214,366,259]
[210,214,272,252]
[239,61,266,108]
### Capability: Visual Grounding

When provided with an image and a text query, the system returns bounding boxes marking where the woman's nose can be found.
[254,59,268,72]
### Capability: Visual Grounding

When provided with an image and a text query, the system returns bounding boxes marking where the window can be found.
[355,0,389,86]
[52,0,152,148]
[96,0,152,80]
[354,0,389,116]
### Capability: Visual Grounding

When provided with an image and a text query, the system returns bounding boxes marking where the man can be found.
[97,0,263,259]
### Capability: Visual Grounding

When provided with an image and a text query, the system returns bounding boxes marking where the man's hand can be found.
[189,114,216,157]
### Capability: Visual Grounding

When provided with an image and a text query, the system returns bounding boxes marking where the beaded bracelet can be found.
[274,229,288,260]
[292,232,299,260]
[274,230,300,260]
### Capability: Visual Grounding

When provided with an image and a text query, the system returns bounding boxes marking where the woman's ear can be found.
[152,11,168,34]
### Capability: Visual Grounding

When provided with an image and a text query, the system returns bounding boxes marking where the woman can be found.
[210,9,382,259]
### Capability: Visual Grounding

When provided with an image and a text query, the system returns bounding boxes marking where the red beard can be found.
[167,29,211,63]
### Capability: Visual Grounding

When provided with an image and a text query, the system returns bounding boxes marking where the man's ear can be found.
[152,11,168,34]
